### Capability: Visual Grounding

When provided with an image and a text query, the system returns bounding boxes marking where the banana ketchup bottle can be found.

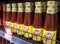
[11,2,17,34]
[3,3,6,27]
[32,1,43,42]
[17,2,24,36]
[43,1,58,44]
[6,3,11,29]
[24,2,34,38]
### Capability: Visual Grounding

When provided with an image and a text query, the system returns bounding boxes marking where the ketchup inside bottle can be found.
[17,12,24,24]
[44,14,57,31]
[24,13,33,26]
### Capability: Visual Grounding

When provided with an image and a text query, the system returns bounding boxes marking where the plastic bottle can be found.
[6,3,11,29]
[32,1,43,42]
[43,1,58,44]
[11,2,17,34]
[17,2,24,36]
[24,1,34,38]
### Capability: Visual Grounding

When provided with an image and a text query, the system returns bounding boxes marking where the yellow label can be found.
[43,29,57,44]
[17,24,24,35]
[16,24,20,35]
[42,2,47,12]
[13,23,17,33]
[10,22,14,28]
[7,4,11,12]
[23,25,33,38]
[32,27,43,41]
[35,2,42,6]
[10,22,17,33]
[18,3,24,12]
[47,1,58,6]
[6,21,11,27]
[12,3,17,12]
[25,2,31,6]
[47,1,58,14]
[35,2,42,13]
[16,24,20,29]
[47,6,58,14]
[42,2,46,6]
[25,6,32,12]
[25,2,32,12]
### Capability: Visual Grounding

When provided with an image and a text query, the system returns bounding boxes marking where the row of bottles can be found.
[1,0,59,44]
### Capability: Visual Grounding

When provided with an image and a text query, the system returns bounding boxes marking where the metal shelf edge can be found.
[0,30,32,44]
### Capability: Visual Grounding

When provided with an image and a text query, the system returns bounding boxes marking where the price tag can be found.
[5,34,12,41]
[5,28,12,35]
[4,28,13,41]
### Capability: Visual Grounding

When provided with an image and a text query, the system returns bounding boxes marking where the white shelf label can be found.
[4,28,13,41]
[5,34,12,41]
[5,28,12,35]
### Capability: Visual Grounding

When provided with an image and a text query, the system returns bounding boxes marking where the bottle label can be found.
[10,22,14,28]
[17,24,24,35]
[47,6,58,14]
[25,2,32,12]
[47,1,58,14]
[47,1,58,6]
[12,3,17,12]
[23,25,28,32]
[35,2,42,13]
[13,23,17,33]
[43,29,57,44]
[10,22,17,33]
[35,2,42,6]
[18,3,24,12]
[16,24,20,29]
[6,21,10,27]
[23,25,33,38]
[42,2,47,12]
[7,4,11,12]
[32,27,43,41]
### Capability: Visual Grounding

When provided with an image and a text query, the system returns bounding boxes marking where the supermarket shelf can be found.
[0,29,32,44]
